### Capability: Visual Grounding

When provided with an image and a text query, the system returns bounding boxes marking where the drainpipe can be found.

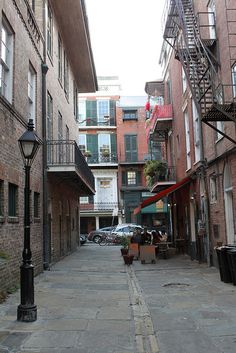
[198,106,211,266]
[42,1,49,270]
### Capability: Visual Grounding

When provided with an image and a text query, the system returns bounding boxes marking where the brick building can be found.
[142,0,236,265]
[0,0,97,291]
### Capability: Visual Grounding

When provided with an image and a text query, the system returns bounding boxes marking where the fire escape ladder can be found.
[163,0,236,143]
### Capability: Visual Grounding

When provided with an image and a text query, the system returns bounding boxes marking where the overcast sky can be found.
[85,0,166,95]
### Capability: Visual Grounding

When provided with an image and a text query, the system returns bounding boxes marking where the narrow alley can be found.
[0,243,236,353]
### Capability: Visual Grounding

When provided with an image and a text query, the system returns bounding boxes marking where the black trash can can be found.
[216,246,232,283]
[227,248,236,285]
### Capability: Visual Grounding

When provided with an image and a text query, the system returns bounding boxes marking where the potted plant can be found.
[83,150,92,157]
[120,237,130,256]
[144,160,167,180]
[123,253,134,265]
[101,149,110,157]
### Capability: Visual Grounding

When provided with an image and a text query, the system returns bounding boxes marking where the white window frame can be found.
[192,99,200,163]
[98,134,110,158]
[97,99,109,123]
[209,175,217,204]
[80,196,89,204]
[78,100,86,125]
[47,4,53,58]
[208,0,216,40]
[0,19,13,102]
[127,171,136,185]
[78,134,86,154]
[232,63,236,97]
[184,110,191,170]
[182,67,187,94]
[28,63,36,123]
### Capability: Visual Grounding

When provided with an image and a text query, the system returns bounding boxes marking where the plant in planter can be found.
[144,160,168,181]
[83,150,92,157]
[120,237,130,256]
[123,254,134,265]
[101,149,110,158]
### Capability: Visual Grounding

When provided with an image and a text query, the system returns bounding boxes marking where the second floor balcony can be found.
[47,140,95,195]
[80,202,119,213]
[84,151,118,165]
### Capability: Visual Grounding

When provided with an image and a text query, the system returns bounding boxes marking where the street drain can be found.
[163,282,190,288]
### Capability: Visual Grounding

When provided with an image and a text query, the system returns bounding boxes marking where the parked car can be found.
[88,226,116,243]
[111,224,143,238]
[80,234,87,245]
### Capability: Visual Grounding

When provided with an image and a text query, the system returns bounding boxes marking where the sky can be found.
[85,0,166,95]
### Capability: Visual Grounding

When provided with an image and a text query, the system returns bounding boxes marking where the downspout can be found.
[198,106,211,266]
[42,0,49,269]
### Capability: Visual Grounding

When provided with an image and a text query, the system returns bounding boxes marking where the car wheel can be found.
[93,235,101,243]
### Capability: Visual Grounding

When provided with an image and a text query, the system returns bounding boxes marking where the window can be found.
[64,52,69,98]
[47,5,53,58]
[209,176,217,203]
[34,192,40,218]
[0,18,13,102]
[8,183,18,217]
[123,110,137,120]
[28,63,36,123]
[125,135,137,162]
[58,111,63,162]
[216,121,224,141]
[0,180,4,216]
[47,92,53,140]
[58,35,63,83]
[127,171,136,185]
[98,134,110,159]
[73,81,78,120]
[29,0,35,12]
[97,99,109,123]
[100,180,111,188]
[80,196,89,204]
[208,0,216,40]
[192,100,200,163]
[184,111,191,170]
[78,134,86,154]
[232,63,236,97]
[78,99,86,125]
[182,67,187,93]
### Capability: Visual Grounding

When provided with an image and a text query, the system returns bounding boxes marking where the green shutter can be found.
[109,100,116,125]
[110,134,117,162]
[122,171,126,186]
[125,135,137,162]
[87,134,98,162]
[86,101,97,125]
[136,171,141,185]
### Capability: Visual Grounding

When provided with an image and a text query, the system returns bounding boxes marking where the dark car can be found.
[80,234,87,245]
[88,226,116,243]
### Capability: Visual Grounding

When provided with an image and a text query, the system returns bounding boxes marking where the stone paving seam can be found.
[126,266,159,353]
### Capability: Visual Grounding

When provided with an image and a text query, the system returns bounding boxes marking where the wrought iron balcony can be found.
[80,202,119,212]
[146,166,176,192]
[119,153,159,164]
[47,140,95,195]
[85,152,118,165]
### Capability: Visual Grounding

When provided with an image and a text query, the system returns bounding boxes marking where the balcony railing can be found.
[80,202,119,212]
[85,152,118,164]
[47,140,95,190]
[119,153,161,164]
[147,166,176,187]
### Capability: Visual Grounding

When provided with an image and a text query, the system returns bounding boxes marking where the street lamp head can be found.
[18,119,42,167]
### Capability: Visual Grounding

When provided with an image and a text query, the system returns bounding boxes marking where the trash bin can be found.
[227,248,236,285]
[216,246,232,283]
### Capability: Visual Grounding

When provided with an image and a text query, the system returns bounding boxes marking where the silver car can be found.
[111,224,143,238]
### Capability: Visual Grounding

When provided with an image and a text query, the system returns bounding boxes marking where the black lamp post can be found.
[17,119,42,322]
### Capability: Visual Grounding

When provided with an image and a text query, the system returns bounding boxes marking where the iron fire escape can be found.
[163,0,236,144]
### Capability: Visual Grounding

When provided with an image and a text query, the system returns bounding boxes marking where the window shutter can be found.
[109,100,116,125]
[86,101,97,125]
[122,171,127,186]
[110,134,117,162]
[87,134,98,159]
[137,171,141,185]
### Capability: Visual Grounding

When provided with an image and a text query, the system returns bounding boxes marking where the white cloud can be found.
[85,0,165,94]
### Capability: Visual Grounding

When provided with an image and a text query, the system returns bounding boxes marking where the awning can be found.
[133,176,191,215]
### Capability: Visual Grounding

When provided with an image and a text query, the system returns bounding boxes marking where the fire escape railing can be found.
[163,0,236,144]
